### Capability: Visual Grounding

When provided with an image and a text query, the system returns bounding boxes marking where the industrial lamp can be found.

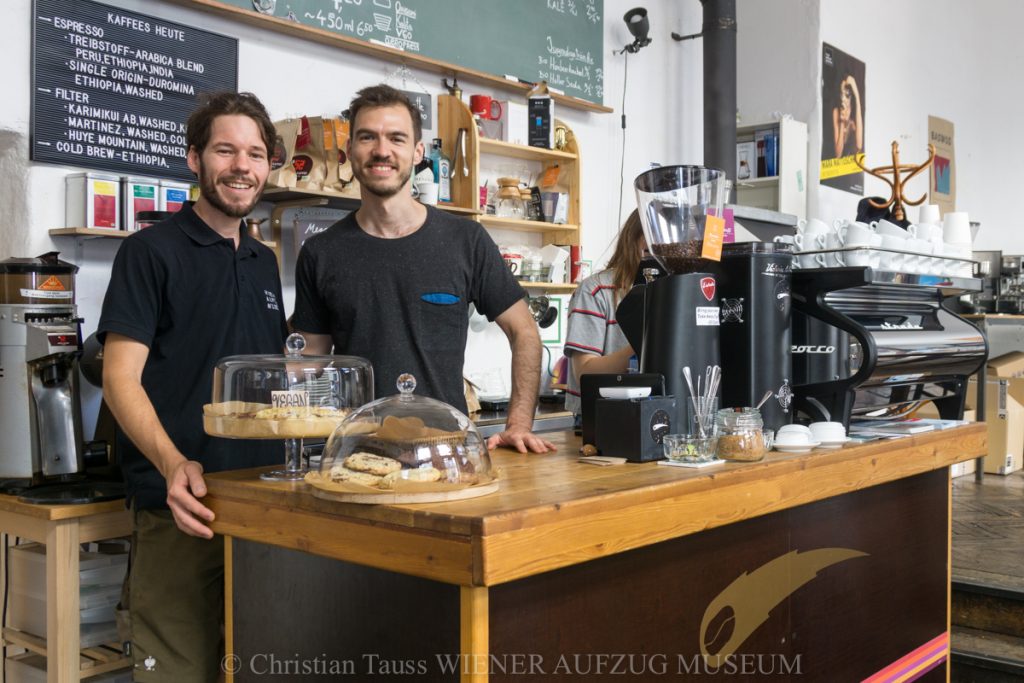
[526,294,558,329]
[622,8,652,53]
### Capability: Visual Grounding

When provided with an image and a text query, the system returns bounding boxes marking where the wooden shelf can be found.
[479,216,578,234]
[3,628,131,679]
[520,281,577,292]
[478,138,577,162]
[49,227,129,239]
[260,187,360,206]
[50,227,276,248]
[437,203,481,216]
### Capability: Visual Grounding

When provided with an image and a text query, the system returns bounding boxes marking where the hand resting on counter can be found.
[487,428,556,454]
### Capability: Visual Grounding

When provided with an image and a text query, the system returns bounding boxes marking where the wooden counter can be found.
[208,425,984,682]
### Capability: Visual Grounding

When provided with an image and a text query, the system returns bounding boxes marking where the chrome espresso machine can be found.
[0,253,120,502]
[790,267,987,427]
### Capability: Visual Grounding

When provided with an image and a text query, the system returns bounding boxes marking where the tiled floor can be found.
[952,471,1024,592]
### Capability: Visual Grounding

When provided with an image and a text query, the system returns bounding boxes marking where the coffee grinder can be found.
[610,166,726,449]
[0,253,121,503]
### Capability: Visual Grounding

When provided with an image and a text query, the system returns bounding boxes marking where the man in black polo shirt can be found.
[98,92,286,683]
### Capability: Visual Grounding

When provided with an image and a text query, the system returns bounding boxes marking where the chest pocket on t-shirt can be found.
[418,291,464,351]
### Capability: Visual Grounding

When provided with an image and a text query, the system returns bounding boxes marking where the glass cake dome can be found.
[310,373,494,496]
[204,334,373,481]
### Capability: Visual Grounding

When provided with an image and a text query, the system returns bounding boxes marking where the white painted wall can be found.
[1,0,698,414]
[738,0,1024,254]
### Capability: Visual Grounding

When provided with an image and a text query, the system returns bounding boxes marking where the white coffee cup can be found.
[842,248,874,267]
[919,204,941,225]
[794,232,826,252]
[799,218,831,237]
[809,421,845,442]
[943,211,972,245]
[905,237,933,255]
[878,234,907,251]
[872,219,912,239]
[913,223,944,243]
[416,181,439,205]
[844,222,881,248]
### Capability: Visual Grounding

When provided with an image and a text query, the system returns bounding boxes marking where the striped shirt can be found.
[563,269,629,414]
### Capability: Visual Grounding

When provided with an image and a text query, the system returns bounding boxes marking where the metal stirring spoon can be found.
[755,390,774,410]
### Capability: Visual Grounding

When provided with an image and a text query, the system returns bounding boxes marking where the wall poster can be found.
[820,43,866,195]
[928,116,956,213]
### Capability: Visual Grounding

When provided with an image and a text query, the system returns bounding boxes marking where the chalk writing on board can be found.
[33,0,237,180]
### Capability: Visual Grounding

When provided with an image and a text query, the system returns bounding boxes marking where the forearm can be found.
[571,346,635,385]
[104,373,186,481]
[505,329,542,432]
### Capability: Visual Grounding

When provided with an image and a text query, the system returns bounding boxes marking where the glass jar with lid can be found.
[306,373,498,502]
[494,177,525,219]
[715,407,766,462]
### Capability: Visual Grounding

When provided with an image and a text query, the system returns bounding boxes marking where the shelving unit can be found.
[735,118,808,220]
[437,94,582,247]
[49,227,276,248]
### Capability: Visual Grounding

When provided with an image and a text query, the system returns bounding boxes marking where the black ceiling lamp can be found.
[621,8,652,54]
[526,294,558,329]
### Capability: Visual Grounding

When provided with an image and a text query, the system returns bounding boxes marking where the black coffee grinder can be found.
[607,166,727,454]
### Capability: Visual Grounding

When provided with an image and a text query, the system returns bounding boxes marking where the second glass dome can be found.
[317,374,493,490]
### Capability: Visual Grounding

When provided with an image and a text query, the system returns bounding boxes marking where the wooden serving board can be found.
[309,480,499,505]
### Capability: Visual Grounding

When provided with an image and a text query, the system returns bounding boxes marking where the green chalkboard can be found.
[224,0,604,104]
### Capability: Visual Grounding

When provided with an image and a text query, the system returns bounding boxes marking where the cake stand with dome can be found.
[203,333,373,481]
[305,373,499,503]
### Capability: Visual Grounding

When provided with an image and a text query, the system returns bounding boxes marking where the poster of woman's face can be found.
[821,42,866,195]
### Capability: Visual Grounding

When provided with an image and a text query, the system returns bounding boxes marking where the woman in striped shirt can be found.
[563,210,646,415]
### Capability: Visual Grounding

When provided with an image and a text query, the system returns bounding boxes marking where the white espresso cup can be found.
[872,219,912,239]
[844,222,881,247]
[794,232,826,252]
[943,211,972,245]
[919,204,941,225]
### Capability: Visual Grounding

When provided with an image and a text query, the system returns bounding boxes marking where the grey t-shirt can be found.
[563,269,631,414]
[292,207,524,412]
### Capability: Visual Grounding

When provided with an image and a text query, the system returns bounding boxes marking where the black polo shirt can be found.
[98,203,288,510]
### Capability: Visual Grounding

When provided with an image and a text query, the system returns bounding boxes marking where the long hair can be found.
[605,210,646,301]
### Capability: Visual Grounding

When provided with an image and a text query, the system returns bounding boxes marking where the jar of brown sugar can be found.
[715,407,766,462]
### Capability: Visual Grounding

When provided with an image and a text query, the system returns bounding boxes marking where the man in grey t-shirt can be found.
[292,84,554,454]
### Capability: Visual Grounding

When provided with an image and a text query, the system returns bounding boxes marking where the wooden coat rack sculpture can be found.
[854,141,935,221]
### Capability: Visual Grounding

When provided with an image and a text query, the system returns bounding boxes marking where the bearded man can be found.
[98,91,287,682]
[292,84,554,454]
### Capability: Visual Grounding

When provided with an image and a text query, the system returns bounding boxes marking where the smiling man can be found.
[292,84,554,453]
[97,92,288,682]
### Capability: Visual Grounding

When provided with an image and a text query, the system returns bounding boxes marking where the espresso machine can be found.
[610,166,726,446]
[0,254,120,502]
[790,267,987,427]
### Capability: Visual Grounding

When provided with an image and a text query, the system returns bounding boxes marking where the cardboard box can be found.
[987,351,1024,378]
[966,376,1024,475]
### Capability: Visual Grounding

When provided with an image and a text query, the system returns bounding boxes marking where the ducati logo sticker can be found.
[700,277,716,301]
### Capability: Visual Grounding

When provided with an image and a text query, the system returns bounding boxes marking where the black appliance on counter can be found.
[615,272,721,439]
[703,242,794,431]
[790,267,987,427]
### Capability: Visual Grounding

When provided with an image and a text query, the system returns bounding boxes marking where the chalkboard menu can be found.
[218,0,604,105]
[32,0,238,181]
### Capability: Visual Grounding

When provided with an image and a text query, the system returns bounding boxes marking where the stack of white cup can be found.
[940,210,973,274]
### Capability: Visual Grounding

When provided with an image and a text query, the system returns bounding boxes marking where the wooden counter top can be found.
[205,424,985,586]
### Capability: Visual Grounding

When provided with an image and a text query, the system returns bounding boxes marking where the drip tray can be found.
[17,481,124,505]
